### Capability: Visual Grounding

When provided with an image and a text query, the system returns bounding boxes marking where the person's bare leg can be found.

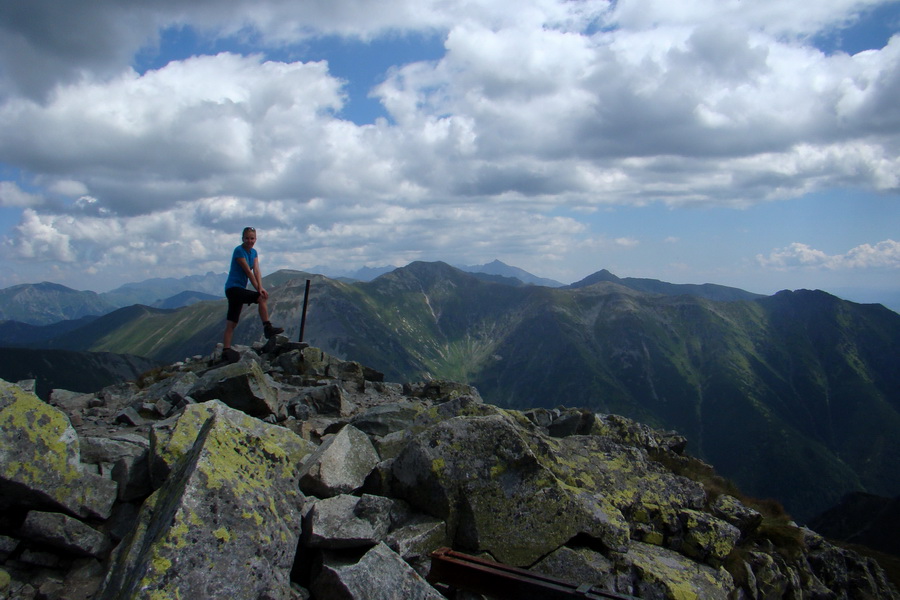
[258,298,283,337]
[257,297,270,323]
[223,320,237,348]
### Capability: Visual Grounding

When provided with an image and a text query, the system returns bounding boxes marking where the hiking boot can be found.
[264,322,284,339]
[222,348,241,364]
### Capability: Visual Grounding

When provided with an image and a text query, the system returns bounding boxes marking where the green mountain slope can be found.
[16,262,900,522]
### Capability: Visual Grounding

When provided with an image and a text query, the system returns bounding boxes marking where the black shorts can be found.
[225,287,260,323]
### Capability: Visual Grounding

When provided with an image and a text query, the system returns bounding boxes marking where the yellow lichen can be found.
[213,528,231,543]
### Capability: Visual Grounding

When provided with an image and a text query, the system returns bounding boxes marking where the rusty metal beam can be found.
[427,547,639,600]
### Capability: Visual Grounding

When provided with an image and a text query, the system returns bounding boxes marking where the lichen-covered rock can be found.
[148,399,316,489]
[391,413,630,566]
[299,424,380,498]
[0,381,117,520]
[311,542,444,600]
[547,434,706,541]
[98,401,312,600]
[675,509,741,565]
[295,346,348,379]
[532,546,617,593]
[709,494,762,535]
[592,413,688,455]
[625,541,735,599]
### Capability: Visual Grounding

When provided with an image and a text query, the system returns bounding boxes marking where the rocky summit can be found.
[0,338,897,600]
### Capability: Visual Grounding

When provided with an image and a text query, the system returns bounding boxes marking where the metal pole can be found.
[298,279,311,343]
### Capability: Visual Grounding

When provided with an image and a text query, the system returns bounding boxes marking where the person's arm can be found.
[235,256,265,297]
[252,255,268,299]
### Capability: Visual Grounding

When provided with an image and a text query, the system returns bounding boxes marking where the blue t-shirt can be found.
[225,245,257,291]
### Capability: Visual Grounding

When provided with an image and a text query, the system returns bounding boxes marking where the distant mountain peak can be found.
[458,259,564,288]
[569,269,761,302]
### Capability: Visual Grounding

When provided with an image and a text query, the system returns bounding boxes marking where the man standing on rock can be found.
[221,227,283,363]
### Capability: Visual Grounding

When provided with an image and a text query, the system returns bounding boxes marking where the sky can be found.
[1,0,899,308]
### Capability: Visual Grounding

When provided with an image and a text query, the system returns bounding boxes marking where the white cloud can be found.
[607,0,889,38]
[1,0,899,290]
[757,240,900,270]
[0,53,347,215]
[0,182,43,208]
[12,210,76,262]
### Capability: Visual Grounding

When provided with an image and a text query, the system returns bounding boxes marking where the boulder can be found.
[674,509,741,565]
[188,360,279,418]
[548,434,707,535]
[99,401,312,600]
[81,434,152,502]
[625,541,735,599]
[350,401,425,438]
[710,494,762,536]
[532,545,617,593]
[148,399,316,489]
[311,542,444,600]
[304,494,395,549]
[403,380,482,402]
[547,408,595,437]
[384,515,448,566]
[20,511,109,558]
[299,424,380,498]
[391,413,630,566]
[592,413,688,455]
[301,383,350,417]
[0,381,117,521]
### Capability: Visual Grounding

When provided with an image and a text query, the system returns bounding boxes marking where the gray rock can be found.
[304,383,350,416]
[111,451,152,501]
[384,515,448,577]
[593,413,688,455]
[0,535,19,561]
[404,380,482,402]
[16,379,37,394]
[189,360,279,418]
[350,401,424,438]
[47,389,95,413]
[113,406,145,427]
[21,511,109,558]
[305,494,395,549]
[61,558,106,600]
[547,408,595,437]
[299,424,380,498]
[80,434,149,466]
[311,542,444,600]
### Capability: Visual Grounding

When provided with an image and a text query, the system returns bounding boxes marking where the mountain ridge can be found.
[3,262,899,522]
